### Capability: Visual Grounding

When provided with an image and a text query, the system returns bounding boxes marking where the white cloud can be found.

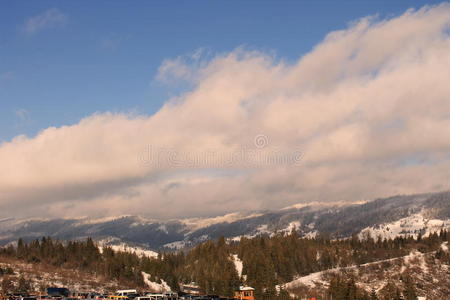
[2,4,450,218]
[156,48,212,84]
[22,8,67,35]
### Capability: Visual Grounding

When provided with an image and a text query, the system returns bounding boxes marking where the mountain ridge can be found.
[1,190,449,251]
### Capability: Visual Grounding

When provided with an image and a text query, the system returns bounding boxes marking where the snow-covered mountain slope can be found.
[359,212,450,240]
[180,212,263,233]
[0,190,449,251]
[97,238,158,258]
[283,242,450,299]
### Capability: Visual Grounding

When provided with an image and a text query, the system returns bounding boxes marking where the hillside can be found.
[0,190,449,251]
[0,229,448,299]
[0,256,118,293]
[285,242,450,299]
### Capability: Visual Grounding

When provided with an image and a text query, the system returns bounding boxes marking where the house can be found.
[233,286,255,300]
[180,282,201,295]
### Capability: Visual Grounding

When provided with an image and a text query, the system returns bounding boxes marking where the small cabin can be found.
[180,282,201,295]
[234,286,255,300]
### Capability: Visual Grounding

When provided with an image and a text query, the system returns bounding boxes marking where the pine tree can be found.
[394,288,404,300]
[1,276,14,294]
[3,228,449,298]
[16,275,31,294]
[402,275,417,300]
[17,238,26,259]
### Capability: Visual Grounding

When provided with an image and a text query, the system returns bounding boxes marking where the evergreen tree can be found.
[1,276,14,294]
[402,275,417,300]
[394,288,404,300]
[1,229,447,298]
[16,276,31,294]
[370,288,378,300]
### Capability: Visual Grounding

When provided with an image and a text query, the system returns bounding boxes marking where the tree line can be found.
[0,229,448,299]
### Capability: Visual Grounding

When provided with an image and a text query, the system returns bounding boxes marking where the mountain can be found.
[1,190,449,251]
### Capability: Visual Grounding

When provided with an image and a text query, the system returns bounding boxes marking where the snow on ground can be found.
[359,212,450,240]
[304,230,318,239]
[441,241,448,251]
[181,212,262,233]
[229,236,242,242]
[75,215,136,225]
[280,221,301,234]
[0,258,118,292]
[163,240,186,250]
[284,249,435,290]
[163,235,208,249]
[254,224,272,235]
[403,250,428,274]
[285,269,330,288]
[158,224,168,234]
[98,241,158,258]
[142,272,171,292]
[227,221,317,242]
[227,224,276,242]
[282,201,367,210]
[232,254,243,277]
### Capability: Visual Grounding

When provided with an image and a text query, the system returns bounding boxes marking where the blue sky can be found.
[0,0,443,142]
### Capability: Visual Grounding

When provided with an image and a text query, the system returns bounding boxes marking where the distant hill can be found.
[0,190,449,251]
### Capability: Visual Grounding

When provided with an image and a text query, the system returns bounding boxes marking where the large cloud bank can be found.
[2,4,450,218]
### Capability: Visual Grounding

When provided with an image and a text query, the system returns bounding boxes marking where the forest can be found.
[0,230,448,300]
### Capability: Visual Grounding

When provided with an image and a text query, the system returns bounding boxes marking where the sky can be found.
[1,1,450,219]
